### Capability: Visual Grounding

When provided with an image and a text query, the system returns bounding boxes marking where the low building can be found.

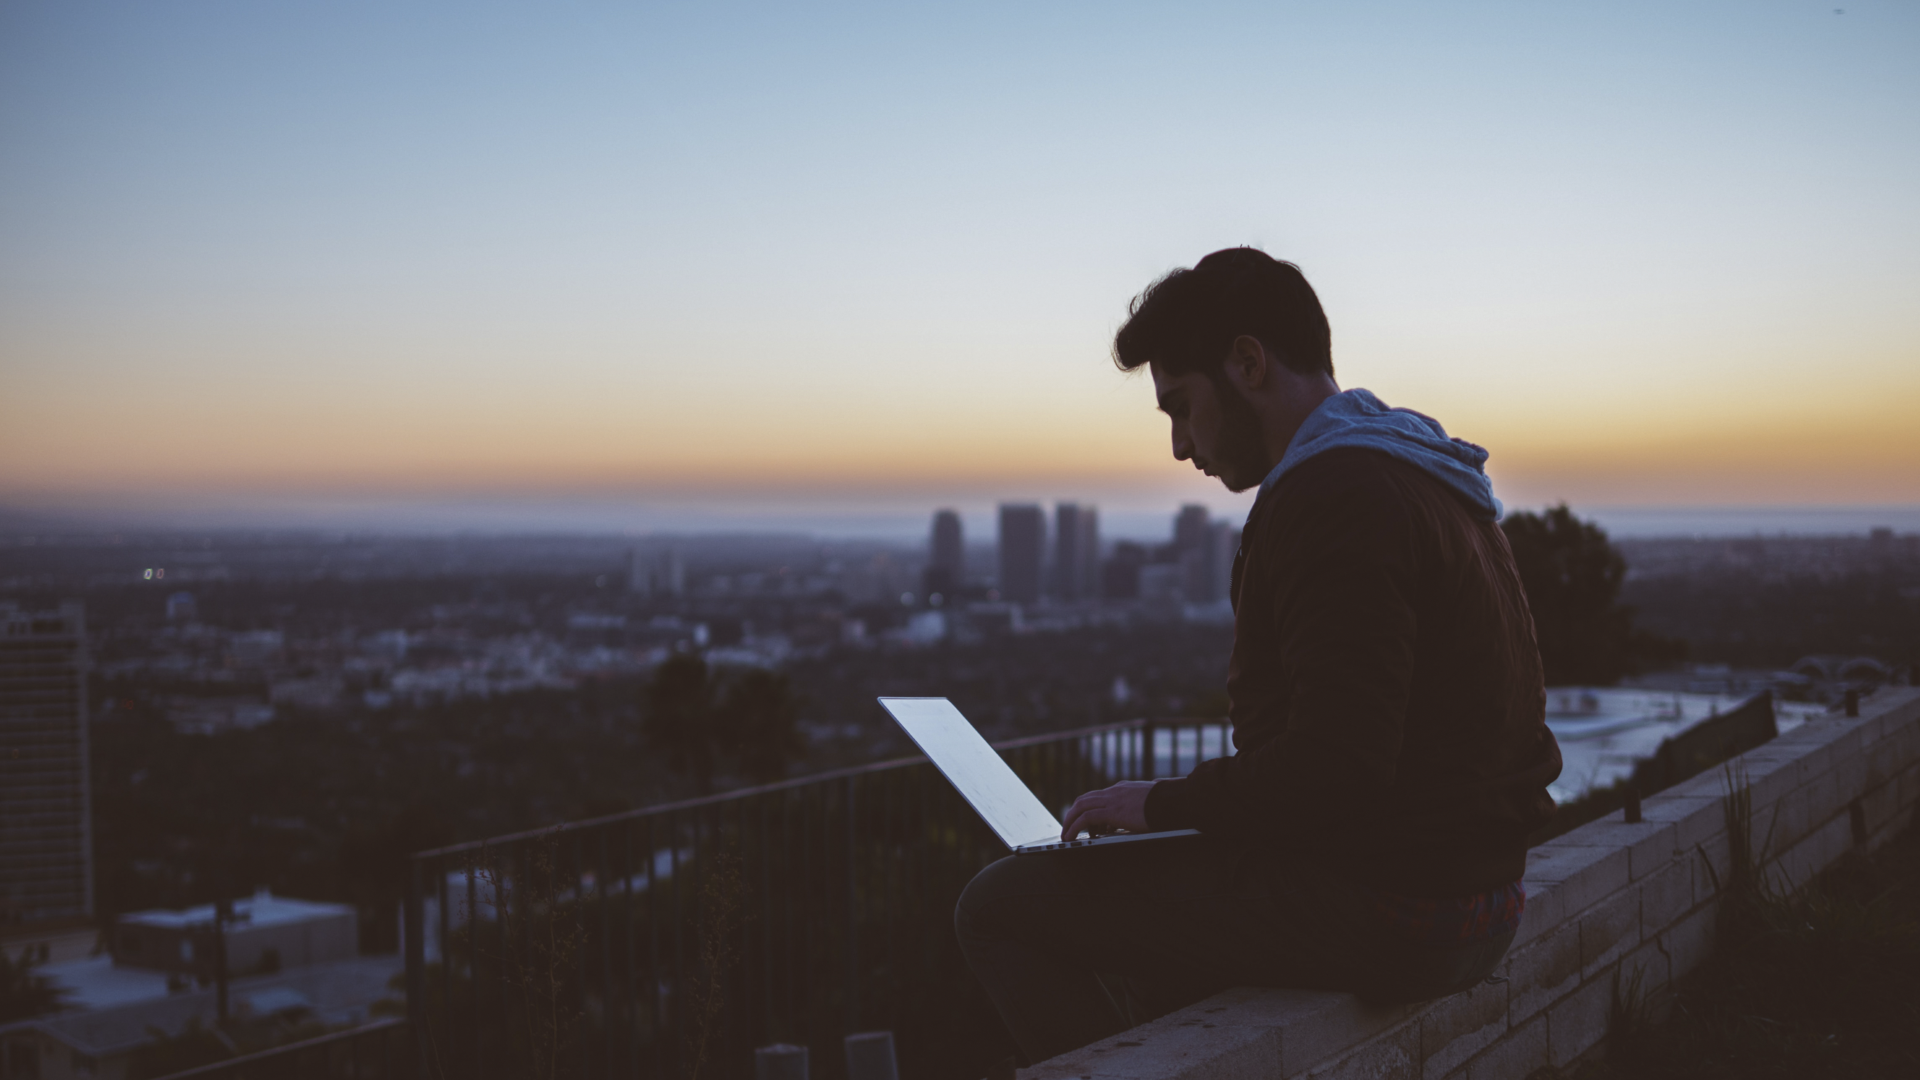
[0,955,400,1080]
[112,890,356,980]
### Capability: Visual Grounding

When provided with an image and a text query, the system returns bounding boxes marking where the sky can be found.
[2,1,1917,538]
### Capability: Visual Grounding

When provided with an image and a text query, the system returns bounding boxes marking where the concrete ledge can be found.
[1020,688,1920,1080]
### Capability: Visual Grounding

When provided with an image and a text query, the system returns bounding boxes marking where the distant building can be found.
[629,547,686,599]
[0,602,93,924]
[997,505,1045,605]
[1173,505,1211,557]
[113,889,358,978]
[1053,503,1099,601]
[924,509,964,599]
[1101,541,1148,600]
[1186,520,1239,604]
[165,591,197,622]
[1,954,400,1080]
[1166,508,1238,604]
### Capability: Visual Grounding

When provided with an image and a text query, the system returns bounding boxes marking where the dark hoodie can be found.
[1144,391,1563,897]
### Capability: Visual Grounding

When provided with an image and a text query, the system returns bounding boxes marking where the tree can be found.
[1501,504,1685,685]
[644,653,719,791]
[643,658,807,790]
[717,670,806,784]
[0,948,66,1022]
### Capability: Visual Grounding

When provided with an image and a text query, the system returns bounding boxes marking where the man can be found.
[955,248,1563,1065]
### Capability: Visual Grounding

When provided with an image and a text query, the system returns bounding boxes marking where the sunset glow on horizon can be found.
[4,1,1917,533]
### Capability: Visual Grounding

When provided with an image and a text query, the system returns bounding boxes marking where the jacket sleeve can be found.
[1145,461,1422,842]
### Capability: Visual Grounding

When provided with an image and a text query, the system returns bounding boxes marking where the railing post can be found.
[845,774,859,1039]
[1141,722,1156,780]
[405,856,427,1076]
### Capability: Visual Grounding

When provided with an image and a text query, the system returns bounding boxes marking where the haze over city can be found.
[3,0,1917,536]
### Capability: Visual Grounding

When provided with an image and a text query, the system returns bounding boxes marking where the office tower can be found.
[1102,541,1147,600]
[1173,504,1211,557]
[1207,521,1239,603]
[1080,506,1100,598]
[0,602,93,923]
[1053,503,1100,601]
[924,509,964,599]
[997,504,1045,605]
[1170,507,1238,604]
[629,547,686,599]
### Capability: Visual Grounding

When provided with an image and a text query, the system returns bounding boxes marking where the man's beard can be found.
[1209,371,1271,493]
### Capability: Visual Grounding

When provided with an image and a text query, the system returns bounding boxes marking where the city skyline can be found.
[3,2,1917,530]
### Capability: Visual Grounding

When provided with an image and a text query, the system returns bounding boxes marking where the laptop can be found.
[878,697,1201,854]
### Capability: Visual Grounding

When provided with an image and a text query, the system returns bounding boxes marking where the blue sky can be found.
[2,1,1916,535]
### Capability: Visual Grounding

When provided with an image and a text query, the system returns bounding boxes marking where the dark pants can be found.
[954,836,1514,1065]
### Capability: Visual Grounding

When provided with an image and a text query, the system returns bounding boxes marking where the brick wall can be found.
[1020,687,1920,1080]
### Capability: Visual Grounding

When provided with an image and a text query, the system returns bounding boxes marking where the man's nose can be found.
[1171,421,1193,461]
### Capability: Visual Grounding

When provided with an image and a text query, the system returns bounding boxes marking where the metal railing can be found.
[152,1018,411,1080]
[402,718,1231,1080]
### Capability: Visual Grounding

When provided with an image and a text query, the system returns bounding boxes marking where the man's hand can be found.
[1060,780,1159,841]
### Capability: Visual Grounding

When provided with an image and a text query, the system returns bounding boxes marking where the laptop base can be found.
[1013,828,1201,855]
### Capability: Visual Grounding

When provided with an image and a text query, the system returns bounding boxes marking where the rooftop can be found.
[118,888,354,931]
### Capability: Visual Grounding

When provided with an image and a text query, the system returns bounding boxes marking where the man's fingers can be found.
[1061,792,1106,840]
[1059,781,1154,841]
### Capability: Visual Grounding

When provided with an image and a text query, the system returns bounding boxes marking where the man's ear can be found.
[1228,335,1269,391]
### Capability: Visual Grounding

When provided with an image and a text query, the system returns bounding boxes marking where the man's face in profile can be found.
[1150,361,1271,493]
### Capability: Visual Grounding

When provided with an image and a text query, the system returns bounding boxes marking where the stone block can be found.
[1637,795,1722,852]
[1867,813,1916,854]
[1090,988,1403,1079]
[1021,986,1286,1080]
[1878,720,1920,771]
[1660,903,1717,981]
[1269,993,1414,1077]
[1735,752,1800,811]
[1020,1022,1280,1080]
[1810,725,1866,777]
[1770,814,1853,894]
[1896,760,1920,810]
[1558,820,1677,881]
[1418,981,1507,1078]
[1860,774,1903,834]
[1506,919,1582,1026]
[1304,1018,1419,1080]
[1692,832,1731,907]
[1799,767,1846,832]
[1579,886,1640,981]
[1546,974,1614,1069]
[1522,843,1628,918]
[1864,741,1896,790]
[1638,858,1693,937]
[1768,785,1813,852]
[1745,792,1796,865]
[1465,1014,1546,1080]
[1829,751,1868,804]
[1619,937,1671,997]
[1511,879,1563,950]
[1795,741,1835,787]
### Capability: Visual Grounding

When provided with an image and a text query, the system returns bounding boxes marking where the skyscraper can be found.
[924,509,964,599]
[1053,503,1100,601]
[1173,504,1212,556]
[629,547,685,599]
[0,602,93,923]
[997,504,1045,605]
[1171,506,1237,603]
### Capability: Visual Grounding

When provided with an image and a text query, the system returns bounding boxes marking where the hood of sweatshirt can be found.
[1257,388,1503,521]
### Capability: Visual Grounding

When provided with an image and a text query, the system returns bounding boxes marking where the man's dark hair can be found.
[1112,247,1332,378]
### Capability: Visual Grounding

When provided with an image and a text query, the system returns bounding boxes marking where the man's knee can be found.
[955,854,1062,946]
[954,855,1017,943]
